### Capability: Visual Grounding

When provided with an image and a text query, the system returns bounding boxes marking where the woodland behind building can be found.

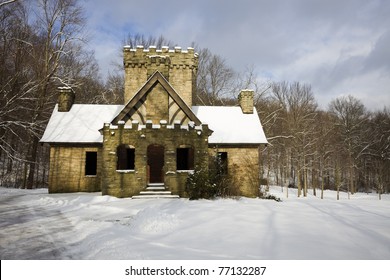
[1,0,389,197]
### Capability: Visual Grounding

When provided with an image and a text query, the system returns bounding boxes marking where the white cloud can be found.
[81,0,390,111]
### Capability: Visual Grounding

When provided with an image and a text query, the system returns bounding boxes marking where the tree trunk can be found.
[336,164,340,200]
[285,160,289,198]
[22,161,28,189]
[304,167,307,197]
[297,168,301,197]
[312,165,316,196]
[26,136,39,189]
[348,164,354,195]
[321,168,324,199]
[266,149,270,191]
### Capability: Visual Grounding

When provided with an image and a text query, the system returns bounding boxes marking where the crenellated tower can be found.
[123,46,198,107]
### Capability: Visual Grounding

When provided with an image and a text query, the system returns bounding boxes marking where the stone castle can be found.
[40,46,267,198]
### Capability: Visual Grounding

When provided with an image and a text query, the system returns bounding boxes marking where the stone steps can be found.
[132,194,180,199]
[139,191,172,195]
[132,183,179,199]
[146,186,166,191]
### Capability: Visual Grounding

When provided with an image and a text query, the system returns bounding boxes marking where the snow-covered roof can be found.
[192,106,268,145]
[41,104,267,145]
[40,104,123,144]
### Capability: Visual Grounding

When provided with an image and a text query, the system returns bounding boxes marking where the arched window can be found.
[117,144,135,170]
[176,145,194,170]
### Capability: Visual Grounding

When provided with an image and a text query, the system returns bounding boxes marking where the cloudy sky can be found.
[83,0,390,111]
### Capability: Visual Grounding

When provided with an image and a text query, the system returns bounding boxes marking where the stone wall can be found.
[123,46,198,106]
[209,145,260,197]
[101,121,211,198]
[145,83,169,123]
[238,89,254,114]
[48,145,102,193]
[57,87,75,112]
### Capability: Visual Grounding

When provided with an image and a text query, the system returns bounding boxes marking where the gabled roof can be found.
[112,71,202,125]
[40,104,267,145]
[192,106,268,145]
[40,104,123,144]
[41,86,267,145]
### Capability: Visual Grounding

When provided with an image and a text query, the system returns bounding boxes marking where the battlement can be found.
[123,46,198,69]
[123,45,197,55]
[123,45,198,107]
[104,120,209,134]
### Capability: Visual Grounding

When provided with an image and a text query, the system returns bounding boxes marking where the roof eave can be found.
[40,141,103,146]
[208,142,266,147]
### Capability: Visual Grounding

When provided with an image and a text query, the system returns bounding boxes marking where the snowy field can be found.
[0,186,389,260]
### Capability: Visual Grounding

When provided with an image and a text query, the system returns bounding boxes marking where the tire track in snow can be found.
[0,193,77,259]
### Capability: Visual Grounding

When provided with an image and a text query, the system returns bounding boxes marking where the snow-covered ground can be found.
[0,186,389,260]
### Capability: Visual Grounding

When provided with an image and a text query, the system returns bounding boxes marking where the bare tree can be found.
[123,33,175,49]
[0,0,92,188]
[367,108,390,198]
[0,1,34,165]
[270,82,317,197]
[20,0,88,188]
[0,0,17,8]
[329,95,368,195]
[195,48,237,105]
[313,111,336,199]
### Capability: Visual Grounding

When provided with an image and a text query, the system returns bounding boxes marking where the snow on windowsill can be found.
[176,170,194,174]
[116,170,135,174]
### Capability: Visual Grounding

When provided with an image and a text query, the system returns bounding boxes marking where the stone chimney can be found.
[238,89,254,114]
[58,87,75,112]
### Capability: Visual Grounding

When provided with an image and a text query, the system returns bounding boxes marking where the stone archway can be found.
[147,144,165,183]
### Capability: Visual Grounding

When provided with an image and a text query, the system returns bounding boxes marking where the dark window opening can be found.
[217,152,228,175]
[177,147,194,170]
[117,145,135,170]
[85,151,97,176]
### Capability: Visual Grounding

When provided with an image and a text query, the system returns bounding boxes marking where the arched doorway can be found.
[147,144,164,183]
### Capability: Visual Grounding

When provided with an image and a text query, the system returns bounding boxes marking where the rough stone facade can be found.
[101,121,211,197]
[48,145,101,193]
[124,46,197,107]
[58,87,75,112]
[43,45,267,198]
[238,89,254,114]
[209,146,260,197]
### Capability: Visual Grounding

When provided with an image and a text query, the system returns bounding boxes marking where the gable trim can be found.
[112,71,201,125]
